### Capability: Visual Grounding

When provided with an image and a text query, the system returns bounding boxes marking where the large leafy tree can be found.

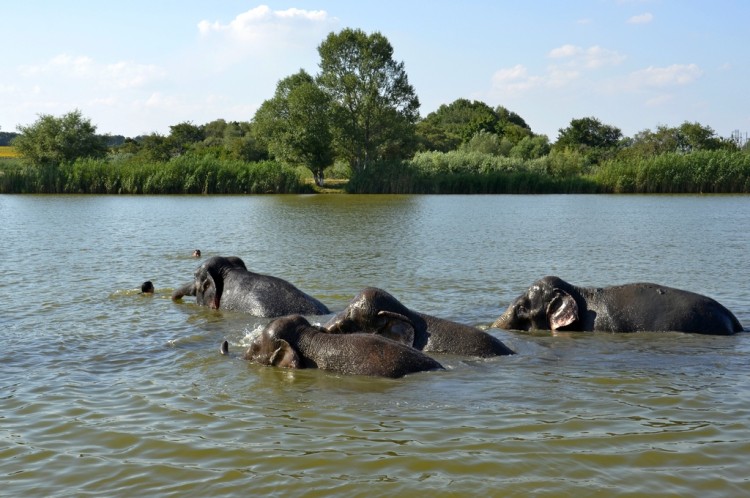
[168,121,205,156]
[253,70,333,186]
[317,28,420,172]
[416,100,533,153]
[417,99,499,152]
[555,117,622,150]
[13,109,107,167]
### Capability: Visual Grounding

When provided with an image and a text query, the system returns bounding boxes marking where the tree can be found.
[554,116,622,165]
[624,121,732,158]
[416,100,534,153]
[317,28,420,172]
[253,70,334,186]
[460,130,504,156]
[137,133,172,162]
[510,135,551,160]
[168,121,204,156]
[495,105,530,131]
[675,121,725,153]
[555,117,622,150]
[0,130,19,146]
[13,109,107,167]
[417,99,499,152]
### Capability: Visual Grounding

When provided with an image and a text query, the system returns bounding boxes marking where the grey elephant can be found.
[324,287,514,357]
[493,276,743,335]
[223,315,444,378]
[172,256,247,301]
[172,256,329,317]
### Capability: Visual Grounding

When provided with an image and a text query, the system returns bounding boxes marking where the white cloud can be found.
[20,54,165,89]
[490,64,542,95]
[629,63,702,87]
[549,44,579,59]
[198,5,336,48]
[627,13,654,24]
[548,44,626,68]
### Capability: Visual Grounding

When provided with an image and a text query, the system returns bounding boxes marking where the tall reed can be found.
[594,150,750,193]
[0,155,311,194]
[347,151,600,194]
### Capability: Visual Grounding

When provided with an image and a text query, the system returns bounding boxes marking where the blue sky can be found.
[2,1,748,141]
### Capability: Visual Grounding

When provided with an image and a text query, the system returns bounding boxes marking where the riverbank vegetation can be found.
[2,28,749,195]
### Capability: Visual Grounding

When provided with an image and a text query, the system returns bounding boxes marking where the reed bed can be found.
[2,149,748,194]
[593,150,750,193]
[0,156,311,194]
[347,152,600,194]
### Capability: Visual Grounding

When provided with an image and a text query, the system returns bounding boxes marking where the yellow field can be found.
[0,146,19,158]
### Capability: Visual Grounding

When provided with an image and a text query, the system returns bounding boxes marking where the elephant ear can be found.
[374,310,415,346]
[269,340,301,369]
[204,267,221,309]
[546,290,578,332]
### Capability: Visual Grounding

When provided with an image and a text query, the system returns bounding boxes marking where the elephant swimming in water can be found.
[493,276,743,335]
[172,256,329,317]
[324,287,514,357]
[224,315,444,378]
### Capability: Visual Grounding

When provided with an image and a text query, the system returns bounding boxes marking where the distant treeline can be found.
[0,132,19,146]
[5,27,750,197]
[2,148,749,194]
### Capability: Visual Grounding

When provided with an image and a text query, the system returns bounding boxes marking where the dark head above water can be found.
[493,276,743,335]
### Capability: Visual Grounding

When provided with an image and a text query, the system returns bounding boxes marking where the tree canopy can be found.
[252,70,334,186]
[317,28,420,172]
[13,109,108,167]
[555,117,622,151]
[417,99,534,153]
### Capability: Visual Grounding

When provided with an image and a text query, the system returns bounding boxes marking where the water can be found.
[2,194,749,497]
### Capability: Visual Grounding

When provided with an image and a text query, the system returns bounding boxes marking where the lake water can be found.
[2,194,749,497]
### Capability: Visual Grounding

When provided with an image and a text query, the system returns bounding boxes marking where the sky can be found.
[2,1,748,141]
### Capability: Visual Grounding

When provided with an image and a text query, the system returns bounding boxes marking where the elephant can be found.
[171,256,330,317]
[172,256,247,300]
[493,275,744,335]
[223,315,444,378]
[323,287,514,357]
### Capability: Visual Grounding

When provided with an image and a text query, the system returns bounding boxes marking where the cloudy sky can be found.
[2,1,748,140]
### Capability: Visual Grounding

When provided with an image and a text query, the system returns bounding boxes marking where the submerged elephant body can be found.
[172,256,329,317]
[236,315,444,378]
[324,287,514,357]
[494,276,743,335]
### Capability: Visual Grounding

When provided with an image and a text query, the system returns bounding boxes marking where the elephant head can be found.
[325,287,515,356]
[324,287,417,346]
[493,276,579,332]
[181,256,247,308]
[243,315,311,368]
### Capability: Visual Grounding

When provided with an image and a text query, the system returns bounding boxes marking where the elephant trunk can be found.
[492,308,512,329]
